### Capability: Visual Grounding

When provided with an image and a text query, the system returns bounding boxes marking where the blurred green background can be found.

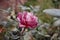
[24,0,60,24]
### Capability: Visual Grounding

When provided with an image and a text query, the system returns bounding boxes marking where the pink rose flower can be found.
[17,11,38,29]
